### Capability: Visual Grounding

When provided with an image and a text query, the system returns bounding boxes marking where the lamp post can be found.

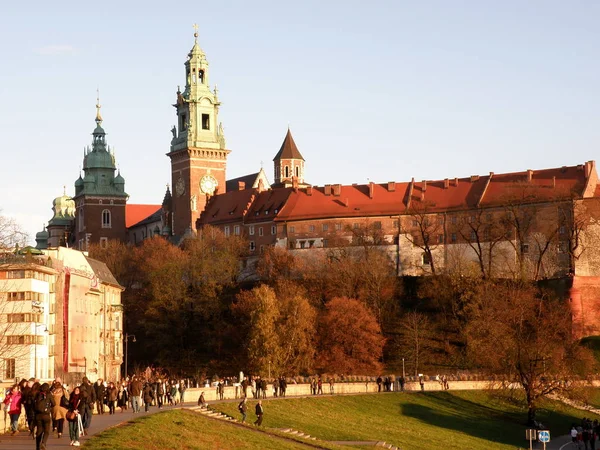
[402,358,405,380]
[124,333,136,378]
[32,301,45,379]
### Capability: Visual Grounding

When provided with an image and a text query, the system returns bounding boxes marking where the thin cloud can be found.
[35,45,77,56]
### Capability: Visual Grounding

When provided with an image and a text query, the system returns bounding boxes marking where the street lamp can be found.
[402,358,405,380]
[124,333,136,379]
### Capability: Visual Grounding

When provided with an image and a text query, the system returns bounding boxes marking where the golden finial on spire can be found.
[193,23,199,42]
[95,88,103,123]
[63,185,66,195]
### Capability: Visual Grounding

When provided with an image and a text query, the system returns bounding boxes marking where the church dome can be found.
[75,175,84,188]
[84,150,115,170]
[35,226,49,250]
[115,172,125,185]
[48,192,76,226]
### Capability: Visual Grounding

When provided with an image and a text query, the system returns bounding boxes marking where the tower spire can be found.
[95,88,103,125]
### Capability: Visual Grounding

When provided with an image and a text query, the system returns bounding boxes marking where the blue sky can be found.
[1,0,599,243]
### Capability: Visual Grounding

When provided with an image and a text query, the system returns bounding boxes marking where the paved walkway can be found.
[0,403,181,449]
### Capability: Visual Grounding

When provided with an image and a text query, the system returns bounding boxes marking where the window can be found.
[284,166,289,178]
[249,241,256,251]
[335,223,342,231]
[451,233,457,243]
[7,313,41,323]
[299,241,306,249]
[4,359,15,379]
[468,215,475,224]
[102,209,111,228]
[374,221,382,229]
[483,229,490,240]
[308,240,315,248]
[412,219,418,227]
[271,225,277,235]
[451,216,457,225]
[353,223,359,229]
[258,227,264,237]
[202,114,210,130]
[224,226,230,237]
[322,224,329,232]
[470,231,477,241]
[438,234,444,244]
[249,226,255,236]
[559,226,566,235]
[295,166,300,177]
[289,226,295,233]
[522,243,529,254]
[100,237,108,248]
[323,239,328,248]
[309,225,315,233]
[437,216,444,224]
[234,225,240,236]
[422,253,431,265]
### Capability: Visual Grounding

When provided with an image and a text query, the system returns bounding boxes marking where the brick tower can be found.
[167,27,229,237]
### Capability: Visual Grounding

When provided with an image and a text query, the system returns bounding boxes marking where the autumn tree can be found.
[316,297,384,374]
[232,282,317,375]
[466,281,595,424]
[88,239,133,288]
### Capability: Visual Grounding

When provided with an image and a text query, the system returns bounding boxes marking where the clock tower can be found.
[168,26,229,237]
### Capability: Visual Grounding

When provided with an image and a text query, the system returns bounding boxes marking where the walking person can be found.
[3,384,22,436]
[254,400,264,426]
[67,386,85,447]
[50,380,69,438]
[117,383,129,412]
[34,383,55,450]
[80,376,95,433]
[317,377,323,395]
[399,376,405,392]
[238,398,248,423]
[143,383,154,413]
[94,378,105,415]
[419,375,425,392]
[107,382,118,414]
[130,376,142,413]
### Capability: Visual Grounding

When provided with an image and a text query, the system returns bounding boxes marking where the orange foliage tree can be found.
[317,297,384,374]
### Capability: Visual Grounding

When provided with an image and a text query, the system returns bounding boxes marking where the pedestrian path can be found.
[0,404,180,450]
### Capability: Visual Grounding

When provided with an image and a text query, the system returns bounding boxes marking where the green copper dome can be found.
[35,225,49,250]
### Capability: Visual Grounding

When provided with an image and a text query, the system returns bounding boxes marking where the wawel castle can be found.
[13,28,600,386]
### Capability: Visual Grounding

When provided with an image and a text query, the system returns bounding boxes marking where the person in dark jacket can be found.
[129,376,142,413]
[67,386,85,447]
[79,377,95,432]
[34,383,56,450]
[106,382,118,414]
[197,391,206,408]
[143,383,154,412]
[254,400,264,426]
[23,380,38,436]
[238,397,248,422]
[260,379,267,399]
[94,379,106,414]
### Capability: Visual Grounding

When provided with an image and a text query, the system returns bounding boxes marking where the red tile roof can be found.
[199,189,257,225]
[126,204,161,228]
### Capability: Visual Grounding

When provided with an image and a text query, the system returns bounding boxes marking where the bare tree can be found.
[0,212,29,250]
[403,202,444,275]
[398,310,434,377]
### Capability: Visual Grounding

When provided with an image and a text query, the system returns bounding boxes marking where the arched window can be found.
[295,166,300,177]
[284,166,289,178]
[102,209,111,229]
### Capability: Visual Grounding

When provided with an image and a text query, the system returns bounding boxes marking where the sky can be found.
[1,0,599,244]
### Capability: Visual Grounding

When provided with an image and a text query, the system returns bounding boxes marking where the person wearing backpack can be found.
[34,383,55,450]
[238,397,247,423]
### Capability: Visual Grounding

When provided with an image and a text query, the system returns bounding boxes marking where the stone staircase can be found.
[187,406,400,449]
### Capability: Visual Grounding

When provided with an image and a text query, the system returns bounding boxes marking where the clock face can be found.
[176,177,185,197]
[200,175,218,195]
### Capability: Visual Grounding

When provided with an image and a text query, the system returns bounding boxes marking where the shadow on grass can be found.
[400,393,530,447]
[401,392,586,447]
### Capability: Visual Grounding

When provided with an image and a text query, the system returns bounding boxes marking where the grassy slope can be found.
[82,409,321,450]
[215,391,600,450]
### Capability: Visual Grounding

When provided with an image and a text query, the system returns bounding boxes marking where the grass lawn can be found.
[82,409,329,450]
[214,391,600,450]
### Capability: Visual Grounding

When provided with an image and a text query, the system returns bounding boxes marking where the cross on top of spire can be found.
[95,88,103,124]
[193,23,199,42]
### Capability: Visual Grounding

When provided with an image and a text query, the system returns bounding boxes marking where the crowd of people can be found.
[570,418,600,449]
[2,373,189,450]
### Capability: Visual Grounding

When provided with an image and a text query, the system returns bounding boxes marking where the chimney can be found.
[420,191,425,201]
[292,176,299,191]
[527,170,533,182]
[552,176,556,188]
[422,180,427,191]
[454,177,459,186]
[332,184,342,196]
[342,197,349,207]
[369,181,374,199]
[470,175,479,183]
[444,178,449,189]
[306,186,313,196]
[585,161,595,178]
[324,184,332,196]
[388,181,396,192]
[238,181,246,191]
